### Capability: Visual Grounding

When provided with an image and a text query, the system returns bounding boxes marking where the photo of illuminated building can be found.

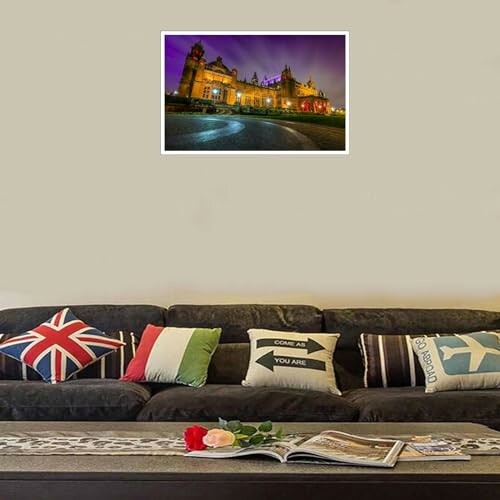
[162,32,348,153]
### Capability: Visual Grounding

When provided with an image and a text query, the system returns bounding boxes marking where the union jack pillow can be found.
[0,308,126,383]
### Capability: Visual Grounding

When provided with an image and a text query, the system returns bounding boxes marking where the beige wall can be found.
[1,1,500,310]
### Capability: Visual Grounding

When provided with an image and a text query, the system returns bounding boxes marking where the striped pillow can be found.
[121,325,221,387]
[359,333,450,388]
[0,331,138,381]
[75,331,138,380]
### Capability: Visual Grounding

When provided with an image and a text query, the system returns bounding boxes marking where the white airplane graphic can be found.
[440,336,500,372]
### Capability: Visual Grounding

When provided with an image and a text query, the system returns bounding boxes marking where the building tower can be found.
[231,67,238,88]
[178,41,205,98]
[280,65,296,98]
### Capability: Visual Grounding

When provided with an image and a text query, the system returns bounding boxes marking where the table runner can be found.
[0,430,187,455]
[0,430,498,456]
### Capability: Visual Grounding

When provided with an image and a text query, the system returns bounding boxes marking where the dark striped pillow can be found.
[0,331,138,381]
[359,333,450,388]
[75,331,138,379]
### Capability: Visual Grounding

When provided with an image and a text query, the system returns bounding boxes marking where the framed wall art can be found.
[162,31,349,155]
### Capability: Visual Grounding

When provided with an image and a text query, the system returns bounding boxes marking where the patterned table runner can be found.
[0,431,187,455]
[0,431,498,456]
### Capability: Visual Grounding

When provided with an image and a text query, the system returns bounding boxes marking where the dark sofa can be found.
[0,304,498,429]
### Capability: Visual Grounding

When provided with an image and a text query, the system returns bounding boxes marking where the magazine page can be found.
[186,434,306,462]
[286,430,405,467]
[373,432,500,457]
[398,438,471,461]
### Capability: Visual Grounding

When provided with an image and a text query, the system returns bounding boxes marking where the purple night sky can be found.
[164,34,346,107]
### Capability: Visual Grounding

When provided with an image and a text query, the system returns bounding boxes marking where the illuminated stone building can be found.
[177,41,331,114]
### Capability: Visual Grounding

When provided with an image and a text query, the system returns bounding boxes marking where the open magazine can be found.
[187,430,405,468]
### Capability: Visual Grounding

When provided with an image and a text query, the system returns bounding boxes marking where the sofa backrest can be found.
[0,305,168,381]
[323,308,500,390]
[4,304,499,391]
[0,304,168,335]
[167,304,323,343]
[168,304,323,385]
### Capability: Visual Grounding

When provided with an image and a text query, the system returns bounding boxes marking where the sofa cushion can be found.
[167,304,323,343]
[344,387,500,430]
[323,308,500,390]
[137,384,358,422]
[0,304,168,337]
[0,379,151,421]
[324,308,500,351]
[207,343,250,384]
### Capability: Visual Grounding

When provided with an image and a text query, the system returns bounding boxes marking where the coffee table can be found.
[0,421,498,500]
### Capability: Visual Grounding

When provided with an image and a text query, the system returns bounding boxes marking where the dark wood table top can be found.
[0,421,497,479]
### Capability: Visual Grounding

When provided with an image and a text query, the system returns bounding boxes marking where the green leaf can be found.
[239,439,251,448]
[275,428,284,439]
[218,417,228,430]
[258,421,273,433]
[227,420,242,432]
[240,425,257,436]
[250,434,265,446]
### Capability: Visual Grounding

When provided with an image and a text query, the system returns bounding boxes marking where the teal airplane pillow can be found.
[412,332,500,393]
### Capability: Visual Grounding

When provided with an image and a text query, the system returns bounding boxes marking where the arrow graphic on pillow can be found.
[256,351,326,372]
[256,338,325,354]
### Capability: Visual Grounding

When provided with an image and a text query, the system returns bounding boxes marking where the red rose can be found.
[184,425,209,451]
